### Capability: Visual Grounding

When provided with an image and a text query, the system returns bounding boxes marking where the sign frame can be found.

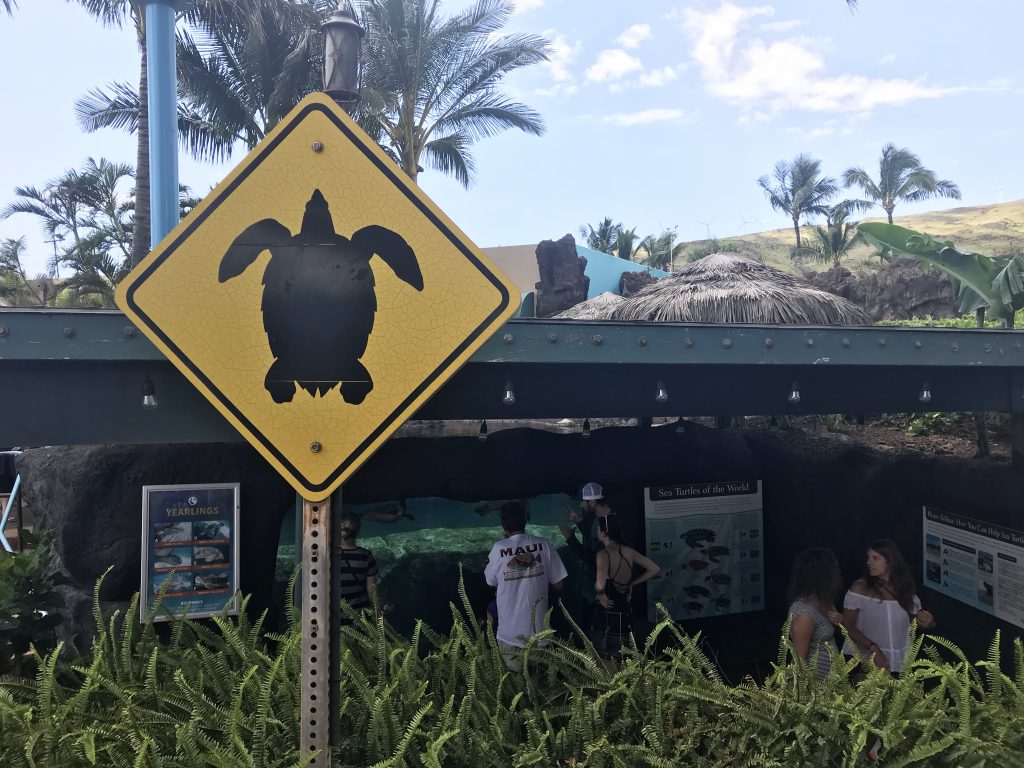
[140,482,241,622]
[116,94,520,502]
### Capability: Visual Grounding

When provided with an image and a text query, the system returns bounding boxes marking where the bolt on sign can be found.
[116,93,519,501]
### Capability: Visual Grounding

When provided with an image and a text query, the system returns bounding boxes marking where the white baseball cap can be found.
[581,482,604,501]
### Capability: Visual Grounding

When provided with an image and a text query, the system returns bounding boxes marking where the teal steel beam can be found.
[3,309,1024,446]
[2,310,1024,367]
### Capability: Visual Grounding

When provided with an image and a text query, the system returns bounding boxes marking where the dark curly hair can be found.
[788,547,841,605]
[865,538,916,613]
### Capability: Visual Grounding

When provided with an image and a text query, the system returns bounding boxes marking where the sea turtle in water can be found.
[218,189,424,405]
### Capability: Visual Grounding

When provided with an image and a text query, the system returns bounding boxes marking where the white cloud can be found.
[511,0,545,14]
[759,19,806,33]
[877,54,896,64]
[617,23,652,49]
[601,109,689,127]
[681,3,995,119]
[637,65,680,88]
[535,33,583,98]
[586,49,643,83]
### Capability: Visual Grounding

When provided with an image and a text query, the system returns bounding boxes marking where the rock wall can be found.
[18,444,293,649]
[18,423,1024,671]
[805,262,959,321]
[534,234,590,317]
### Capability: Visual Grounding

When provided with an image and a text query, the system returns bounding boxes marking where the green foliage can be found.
[0,533,65,675]
[859,223,1024,326]
[683,238,741,262]
[1,576,1022,766]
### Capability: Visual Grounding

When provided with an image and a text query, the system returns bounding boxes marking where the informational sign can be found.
[115,93,519,501]
[141,483,240,621]
[644,480,764,621]
[922,507,1024,629]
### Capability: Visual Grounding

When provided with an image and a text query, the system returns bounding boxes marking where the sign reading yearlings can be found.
[644,480,764,622]
[922,507,1024,630]
[141,483,240,622]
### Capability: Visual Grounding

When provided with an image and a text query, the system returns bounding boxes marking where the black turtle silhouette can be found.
[218,189,424,405]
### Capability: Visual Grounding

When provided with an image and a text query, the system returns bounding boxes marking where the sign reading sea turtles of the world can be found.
[116,94,520,500]
[643,481,765,622]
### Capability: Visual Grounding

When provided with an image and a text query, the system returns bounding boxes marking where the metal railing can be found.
[0,451,23,553]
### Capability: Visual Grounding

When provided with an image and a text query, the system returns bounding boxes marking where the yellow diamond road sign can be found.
[116,93,519,501]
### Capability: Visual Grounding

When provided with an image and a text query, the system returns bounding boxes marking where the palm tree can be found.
[3,158,138,306]
[798,202,865,268]
[357,0,550,187]
[842,143,961,225]
[68,0,151,267]
[579,217,620,254]
[758,154,838,250]
[639,229,686,272]
[613,227,641,262]
[0,237,53,306]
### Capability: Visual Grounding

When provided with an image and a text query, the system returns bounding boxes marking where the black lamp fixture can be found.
[788,380,801,404]
[582,418,591,438]
[479,420,488,441]
[322,0,365,106]
[919,381,932,404]
[142,376,158,411]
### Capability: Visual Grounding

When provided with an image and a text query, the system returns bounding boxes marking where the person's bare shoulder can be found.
[848,578,869,596]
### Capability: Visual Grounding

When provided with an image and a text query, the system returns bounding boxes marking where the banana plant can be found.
[859,222,1024,327]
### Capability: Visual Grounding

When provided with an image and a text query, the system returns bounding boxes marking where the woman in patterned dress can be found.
[787,548,844,680]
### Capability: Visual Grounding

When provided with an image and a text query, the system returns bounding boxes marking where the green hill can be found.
[683,199,1024,275]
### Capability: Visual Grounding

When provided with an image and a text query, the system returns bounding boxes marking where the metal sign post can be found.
[300,497,332,762]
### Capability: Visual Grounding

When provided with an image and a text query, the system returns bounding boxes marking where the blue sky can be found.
[1,0,1021,277]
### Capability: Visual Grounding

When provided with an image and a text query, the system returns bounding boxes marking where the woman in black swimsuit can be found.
[592,515,661,655]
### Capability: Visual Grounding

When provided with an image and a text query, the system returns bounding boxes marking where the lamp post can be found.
[322,0,365,109]
[299,4,365,762]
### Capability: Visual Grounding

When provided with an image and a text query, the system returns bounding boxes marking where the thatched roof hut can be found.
[606,253,871,325]
[551,291,624,319]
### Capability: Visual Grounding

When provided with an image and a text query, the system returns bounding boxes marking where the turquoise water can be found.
[275,493,589,633]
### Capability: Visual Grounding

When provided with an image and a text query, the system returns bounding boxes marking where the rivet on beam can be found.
[722,338,733,349]
[914,340,922,348]
[593,334,603,345]
[951,342,960,352]
[0,324,8,337]
[502,333,514,345]
[63,327,75,338]
[638,336,647,347]
[123,326,137,338]
[841,337,850,348]
[764,337,774,349]
[806,338,815,347]
[878,338,887,347]
[548,333,558,343]
[684,337,694,348]
[312,141,324,152]
[985,343,992,353]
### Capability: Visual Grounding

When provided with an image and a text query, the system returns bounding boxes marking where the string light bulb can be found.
[655,380,668,404]
[788,381,801,404]
[502,380,515,406]
[142,377,158,411]
[919,381,932,404]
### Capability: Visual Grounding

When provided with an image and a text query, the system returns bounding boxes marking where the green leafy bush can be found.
[0,574,1022,766]
[0,533,65,675]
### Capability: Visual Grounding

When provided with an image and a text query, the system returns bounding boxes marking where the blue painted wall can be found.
[576,245,668,298]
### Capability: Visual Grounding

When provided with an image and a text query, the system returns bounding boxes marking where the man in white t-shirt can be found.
[485,502,567,670]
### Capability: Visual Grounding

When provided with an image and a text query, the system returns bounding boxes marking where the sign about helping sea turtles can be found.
[141,483,240,621]
[643,480,764,622]
[922,507,1024,630]
[115,93,520,501]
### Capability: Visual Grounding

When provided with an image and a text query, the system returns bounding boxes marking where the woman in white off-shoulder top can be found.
[842,539,935,674]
